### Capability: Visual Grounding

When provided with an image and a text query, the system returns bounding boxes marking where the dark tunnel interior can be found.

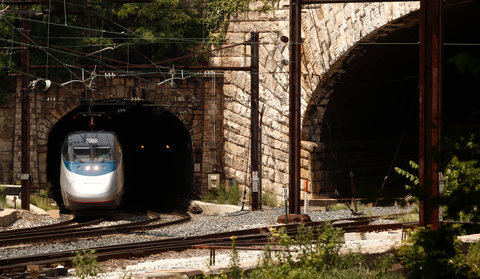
[47,102,193,212]
[316,1,480,200]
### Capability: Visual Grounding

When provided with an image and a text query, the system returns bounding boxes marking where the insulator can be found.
[104,72,116,79]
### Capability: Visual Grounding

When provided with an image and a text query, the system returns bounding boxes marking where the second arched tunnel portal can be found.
[303,13,420,200]
[47,101,194,211]
[303,0,480,201]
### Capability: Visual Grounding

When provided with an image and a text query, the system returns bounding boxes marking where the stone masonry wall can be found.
[211,0,419,203]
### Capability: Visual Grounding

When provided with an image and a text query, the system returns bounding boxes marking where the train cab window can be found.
[94,146,112,161]
[73,146,90,162]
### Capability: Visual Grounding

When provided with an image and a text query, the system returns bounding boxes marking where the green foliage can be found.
[395,135,480,224]
[442,134,480,223]
[394,160,419,193]
[0,187,7,208]
[397,226,470,279]
[249,223,397,279]
[203,222,405,279]
[196,0,273,47]
[229,236,243,278]
[448,53,480,76]
[198,0,250,47]
[0,0,276,103]
[113,0,203,61]
[261,189,277,207]
[373,254,403,279]
[466,241,480,277]
[71,249,103,279]
[203,181,240,205]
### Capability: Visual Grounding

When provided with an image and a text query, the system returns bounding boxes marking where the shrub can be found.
[203,182,240,205]
[0,187,7,208]
[247,223,400,279]
[71,249,103,279]
[397,226,470,279]
[466,241,480,277]
[261,189,277,207]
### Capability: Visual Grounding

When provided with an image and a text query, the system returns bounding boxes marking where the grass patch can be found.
[261,189,277,207]
[30,189,58,210]
[0,187,7,208]
[71,249,103,279]
[396,213,419,223]
[203,182,240,205]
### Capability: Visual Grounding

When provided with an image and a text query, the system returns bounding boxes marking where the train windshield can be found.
[94,146,111,161]
[73,147,90,162]
[63,131,119,162]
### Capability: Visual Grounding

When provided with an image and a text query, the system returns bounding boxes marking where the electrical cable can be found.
[8,24,14,68]
[2,17,82,81]
[3,15,139,37]
[377,90,418,197]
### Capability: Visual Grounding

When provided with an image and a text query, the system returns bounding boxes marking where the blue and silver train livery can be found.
[60,131,124,213]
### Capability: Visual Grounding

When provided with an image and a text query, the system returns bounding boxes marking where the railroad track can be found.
[0,211,190,247]
[0,215,417,275]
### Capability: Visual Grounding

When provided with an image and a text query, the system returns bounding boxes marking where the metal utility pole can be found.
[419,0,442,230]
[289,0,302,215]
[250,32,260,211]
[20,4,31,210]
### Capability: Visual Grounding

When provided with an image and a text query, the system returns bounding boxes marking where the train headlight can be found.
[85,165,91,171]
[93,165,100,171]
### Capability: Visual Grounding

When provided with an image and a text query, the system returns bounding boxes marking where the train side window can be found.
[73,147,90,162]
[94,146,111,161]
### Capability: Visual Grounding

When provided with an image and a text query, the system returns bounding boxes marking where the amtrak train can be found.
[60,131,124,213]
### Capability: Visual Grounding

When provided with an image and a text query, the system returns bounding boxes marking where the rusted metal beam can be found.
[0,1,43,4]
[289,0,302,215]
[20,4,30,211]
[418,0,442,230]
[30,64,251,71]
[301,0,418,4]
[250,32,260,211]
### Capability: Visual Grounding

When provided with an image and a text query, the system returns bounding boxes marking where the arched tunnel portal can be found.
[47,100,193,211]
[304,14,420,200]
[304,0,480,201]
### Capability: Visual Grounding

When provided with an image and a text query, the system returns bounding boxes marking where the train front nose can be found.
[69,174,117,202]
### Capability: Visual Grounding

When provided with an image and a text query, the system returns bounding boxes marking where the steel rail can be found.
[0,218,78,236]
[0,212,190,247]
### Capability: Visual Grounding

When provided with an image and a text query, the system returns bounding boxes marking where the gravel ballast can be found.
[0,205,416,278]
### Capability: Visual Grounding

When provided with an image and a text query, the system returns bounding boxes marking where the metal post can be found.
[289,0,302,214]
[250,32,260,210]
[20,4,31,210]
[419,0,442,230]
[259,105,265,209]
